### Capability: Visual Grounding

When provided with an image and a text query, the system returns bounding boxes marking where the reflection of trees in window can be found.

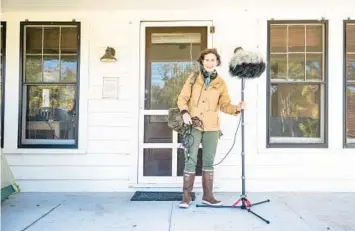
[347,86,355,139]
[150,61,199,109]
[270,61,322,138]
[270,84,320,138]
[27,86,75,117]
[345,23,355,143]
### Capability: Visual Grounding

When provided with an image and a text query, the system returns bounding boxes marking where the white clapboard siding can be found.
[88,127,133,140]
[88,99,133,113]
[87,140,131,154]
[6,153,131,166]
[216,179,355,192]
[216,152,355,167]
[11,166,131,180]
[88,113,132,127]
[216,165,355,180]
[247,153,355,166]
[88,86,134,100]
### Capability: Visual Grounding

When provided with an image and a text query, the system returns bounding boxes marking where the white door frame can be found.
[138,20,214,184]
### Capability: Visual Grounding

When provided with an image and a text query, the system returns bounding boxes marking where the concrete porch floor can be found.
[1,192,355,231]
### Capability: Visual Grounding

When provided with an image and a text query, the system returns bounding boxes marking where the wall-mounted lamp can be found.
[100,46,117,62]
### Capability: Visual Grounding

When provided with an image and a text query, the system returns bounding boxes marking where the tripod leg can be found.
[241,198,270,224]
[247,209,270,224]
[250,199,270,207]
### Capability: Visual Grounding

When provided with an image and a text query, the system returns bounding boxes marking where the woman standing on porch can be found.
[177,48,245,208]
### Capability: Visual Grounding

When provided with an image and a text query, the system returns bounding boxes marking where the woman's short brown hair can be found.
[197,48,221,66]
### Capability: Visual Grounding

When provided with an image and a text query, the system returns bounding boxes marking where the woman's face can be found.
[202,53,218,73]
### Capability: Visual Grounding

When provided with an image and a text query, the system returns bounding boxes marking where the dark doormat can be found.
[130,191,196,201]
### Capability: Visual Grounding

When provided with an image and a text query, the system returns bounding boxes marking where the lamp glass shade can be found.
[100,47,117,62]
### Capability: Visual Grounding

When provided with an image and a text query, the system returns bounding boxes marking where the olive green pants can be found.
[184,128,220,173]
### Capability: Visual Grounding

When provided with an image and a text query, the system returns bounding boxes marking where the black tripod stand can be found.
[196,78,271,224]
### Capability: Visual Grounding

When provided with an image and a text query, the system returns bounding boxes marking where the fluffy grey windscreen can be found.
[228,49,266,79]
[229,50,265,66]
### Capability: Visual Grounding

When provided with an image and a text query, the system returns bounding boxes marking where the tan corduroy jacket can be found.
[177,72,240,131]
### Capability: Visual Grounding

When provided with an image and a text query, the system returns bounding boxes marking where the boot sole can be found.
[201,200,223,206]
[179,201,192,208]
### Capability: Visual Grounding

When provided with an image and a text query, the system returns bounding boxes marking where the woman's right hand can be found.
[182,113,192,125]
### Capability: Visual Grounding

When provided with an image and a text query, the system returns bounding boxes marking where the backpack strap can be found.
[190,71,199,85]
[189,71,199,95]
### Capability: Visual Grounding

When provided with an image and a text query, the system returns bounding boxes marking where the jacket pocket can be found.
[189,105,201,118]
[206,111,220,128]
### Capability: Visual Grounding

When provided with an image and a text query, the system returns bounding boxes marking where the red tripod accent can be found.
[232,197,252,209]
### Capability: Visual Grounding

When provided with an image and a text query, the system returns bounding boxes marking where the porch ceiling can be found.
[1,0,249,12]
[2,0,109,11]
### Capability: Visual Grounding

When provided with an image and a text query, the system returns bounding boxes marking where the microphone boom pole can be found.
[196,47,271,225]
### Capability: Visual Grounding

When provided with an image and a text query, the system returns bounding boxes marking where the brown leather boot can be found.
[201,171,222,206]
[179,172,195,208]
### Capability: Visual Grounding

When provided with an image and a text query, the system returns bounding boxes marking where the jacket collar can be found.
[197,72,223,88]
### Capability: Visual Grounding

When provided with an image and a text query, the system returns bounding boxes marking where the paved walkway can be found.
[1,192,355,231]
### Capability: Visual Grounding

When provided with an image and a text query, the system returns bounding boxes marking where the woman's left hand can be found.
[238,101,245,110]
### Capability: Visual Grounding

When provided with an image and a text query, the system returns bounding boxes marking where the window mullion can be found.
[41,26,44,82]
[0,22,5,148]
[23,82,76,86]
[304,25,307,82]
[286,25,289,79]
[23,26,27,83]
[323,24,325,82]
[59,26,62,82]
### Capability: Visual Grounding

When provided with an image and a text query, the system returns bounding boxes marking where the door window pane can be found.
[144,115,172,143]
[145,31,204,110]
[177,148,202,176]
[143,148,172,176]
